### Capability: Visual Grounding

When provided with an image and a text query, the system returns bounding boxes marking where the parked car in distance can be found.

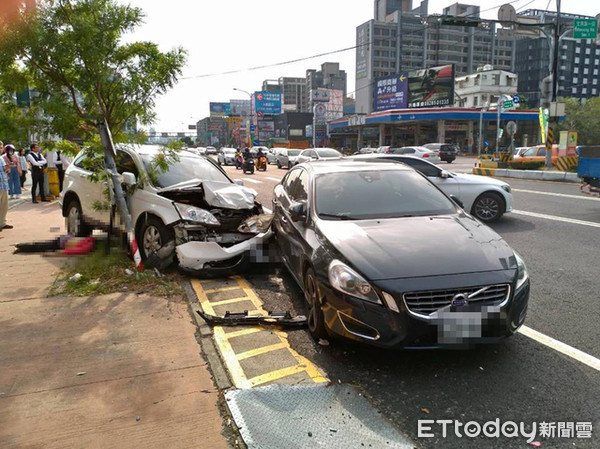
[423,143,457,163]
[276,148,303,169]
[188,147,206,156]
[512,146,529,158]
[358,147,376,154]
[268,148,286,165]
[348,153,513,222]
[205,146,217,155]
[376,146,391,153]
[513,144,558,165]
[272,160,530,347]
[294,148,343,165]
[389,146,441,164]
[59,144,270,275]
[217,147,237,166]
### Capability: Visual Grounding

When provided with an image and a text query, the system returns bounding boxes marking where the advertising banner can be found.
[356,23,369,80]
[374,73,408,111]
[407,64,455,108]
[210,102,230,117]
[310,88,330,103]
[254,91,282,115]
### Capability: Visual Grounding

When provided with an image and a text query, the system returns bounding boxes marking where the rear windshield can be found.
[316,149,342,157]
[288,150,302,156]
[315,170,455,220]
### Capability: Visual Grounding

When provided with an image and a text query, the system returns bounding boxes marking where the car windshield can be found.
[316,149,342,157]
[288,150,301,156]
[141,153,230,188]
[315,169,456,220]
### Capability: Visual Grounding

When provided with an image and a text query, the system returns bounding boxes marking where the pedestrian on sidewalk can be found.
[0,153,12,231]
[19,148,29,190]
[2,144,22,199]
[27,143,49,203]
[52,149,67,192]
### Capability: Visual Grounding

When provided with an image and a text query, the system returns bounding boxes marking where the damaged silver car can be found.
[59,144,272,275]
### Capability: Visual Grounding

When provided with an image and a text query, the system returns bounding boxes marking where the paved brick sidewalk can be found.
[0,202,229,448]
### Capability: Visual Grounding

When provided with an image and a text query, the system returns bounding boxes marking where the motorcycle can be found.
[242,155,255,174]
[234,154,244,170]
[255,155,267,171]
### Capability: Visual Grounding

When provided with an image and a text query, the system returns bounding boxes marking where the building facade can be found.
[455,66,518,108]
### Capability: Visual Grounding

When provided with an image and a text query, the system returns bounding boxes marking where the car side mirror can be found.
[122,172,137,186]
[450,195,464,209]
[234,179,244,186]
[439,170,450,179]
[289,201,307,222]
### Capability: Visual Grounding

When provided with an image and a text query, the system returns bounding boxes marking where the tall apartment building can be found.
[515,9,600,107]
[356,1,519,113]
[278,77,307,112]
[305,62,347,111]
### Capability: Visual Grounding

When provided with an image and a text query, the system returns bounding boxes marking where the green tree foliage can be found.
[179,136,194,147]
[0,0,186,141]
[557,97,600,145]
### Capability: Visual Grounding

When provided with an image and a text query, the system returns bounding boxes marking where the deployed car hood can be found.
[318,214,516,281]
[157,179,258,210]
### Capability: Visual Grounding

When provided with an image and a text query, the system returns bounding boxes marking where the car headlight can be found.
[174,203,220,226]
[328,260,381,304]
[514,251,529,290]
[501,184,512,193]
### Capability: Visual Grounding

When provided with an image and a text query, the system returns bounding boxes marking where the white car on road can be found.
[59,144,272,274]
[389,146,441,164]
[348,154,513,222]
[294,148,343,165]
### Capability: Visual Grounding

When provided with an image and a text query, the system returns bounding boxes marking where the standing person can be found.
[27,143,49,203]
[19,148,29,189]
[0,152,12,231]
[52,149,71,192]
[2,144,22,199]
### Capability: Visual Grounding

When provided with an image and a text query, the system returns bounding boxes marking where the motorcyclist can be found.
[243,147,251,159]
[256,148,265,159]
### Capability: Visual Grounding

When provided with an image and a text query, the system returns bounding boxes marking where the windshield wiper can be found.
[318,213,359,220]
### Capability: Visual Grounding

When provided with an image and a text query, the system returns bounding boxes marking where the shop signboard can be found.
[407,64,455,108]
[374,73,408,111]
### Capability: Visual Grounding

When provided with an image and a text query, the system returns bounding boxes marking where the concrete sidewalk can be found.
[0,202,229,448]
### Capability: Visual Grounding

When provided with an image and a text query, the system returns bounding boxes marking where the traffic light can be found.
[540,75,552,109]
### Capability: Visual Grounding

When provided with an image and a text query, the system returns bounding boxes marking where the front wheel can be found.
[303,267,327,340]
[137,215,175,261]
[472,192,504,222]
[277,160,282,169]
[65,198,91,237]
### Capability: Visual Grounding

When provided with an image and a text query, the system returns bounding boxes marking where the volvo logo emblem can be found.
[451,293,469,307]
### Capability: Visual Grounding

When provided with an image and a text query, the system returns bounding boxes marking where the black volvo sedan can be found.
[272,161,530,348]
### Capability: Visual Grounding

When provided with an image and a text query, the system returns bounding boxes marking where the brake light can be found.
[423,153,429,158]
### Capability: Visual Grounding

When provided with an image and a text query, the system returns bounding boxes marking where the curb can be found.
[183,280,233,391]
[473,168,580,183]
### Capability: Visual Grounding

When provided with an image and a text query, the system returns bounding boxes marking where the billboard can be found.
[310,88,330,103]
[374,73,408,111]
[210,102,230,117]
[407,64,455,108]
[356,23,370,80]
[253,91,282,115]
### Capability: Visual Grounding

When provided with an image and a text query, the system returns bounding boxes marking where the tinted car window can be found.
[288,149,302,156]
[522,147,537,157]
[116,151,139,177]
[393,158,440,177]
[401,148,415,154]
[316,170,455,220]
[141,153,229,188]
[537,148,546,156]
[288,170,309,201]
[283,170,301,196]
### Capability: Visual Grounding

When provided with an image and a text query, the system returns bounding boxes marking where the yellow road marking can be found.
[203,285,244,294]
[209,296,254,307]
[225,327,264,339]
[248,365,309,387]
[236,342,288,361]
[191,277,328,389]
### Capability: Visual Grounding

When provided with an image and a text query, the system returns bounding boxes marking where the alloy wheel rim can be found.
[67,207,80,235]
[476,198,499,220]
[143,225,162,255]
[305,274,319,332]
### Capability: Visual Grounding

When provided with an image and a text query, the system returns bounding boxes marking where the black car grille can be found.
[403,284,510,317]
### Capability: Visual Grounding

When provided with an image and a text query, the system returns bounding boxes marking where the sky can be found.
[121,0,598,132]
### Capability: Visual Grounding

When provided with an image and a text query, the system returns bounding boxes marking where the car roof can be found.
[298,159,414,175]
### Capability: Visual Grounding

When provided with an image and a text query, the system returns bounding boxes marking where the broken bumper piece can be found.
[176,230,273,276]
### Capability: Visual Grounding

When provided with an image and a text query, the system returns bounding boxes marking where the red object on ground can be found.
[62,237,96,255]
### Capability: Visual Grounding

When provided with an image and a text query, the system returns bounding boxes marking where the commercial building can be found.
[229,99,251,118]
[455,66,518,108]
[515,9,600,107]
[196,117,227,147]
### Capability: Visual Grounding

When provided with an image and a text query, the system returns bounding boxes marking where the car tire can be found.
[277,160,282,169]
[303,267,327,340]
[472,192,504,222]
[447,160,453,164]
[65,198,91,237]
[137,215,175,261]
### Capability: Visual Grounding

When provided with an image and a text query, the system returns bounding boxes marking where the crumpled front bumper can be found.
[176,230,273,275]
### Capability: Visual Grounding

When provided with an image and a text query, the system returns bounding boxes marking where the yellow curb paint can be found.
[191,277,329,389]
[236,342,288,361]
[203,285,245,294]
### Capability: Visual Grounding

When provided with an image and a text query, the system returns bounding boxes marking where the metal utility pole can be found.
[545,0,561,168]
[98,121,143,270]
[478,102,489,157]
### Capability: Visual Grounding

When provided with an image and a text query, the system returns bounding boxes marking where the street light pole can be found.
[496,94,508,157]
[478,101,489,157]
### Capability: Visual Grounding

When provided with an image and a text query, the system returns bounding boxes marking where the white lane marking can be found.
[512,210,600,228]
[513,188,600,202]
[519,326,600,372]
[242,178,262,184]
[265,177,282,182]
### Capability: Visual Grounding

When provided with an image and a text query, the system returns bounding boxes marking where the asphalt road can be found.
[215,156,600,448]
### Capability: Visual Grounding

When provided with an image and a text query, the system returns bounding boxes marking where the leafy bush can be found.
[508,161,545,170]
